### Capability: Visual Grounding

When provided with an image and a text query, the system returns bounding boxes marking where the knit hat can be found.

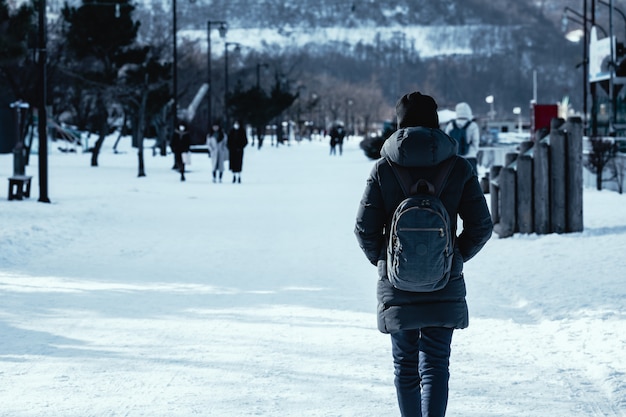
[395,91,439,129]
[455,102,473,120]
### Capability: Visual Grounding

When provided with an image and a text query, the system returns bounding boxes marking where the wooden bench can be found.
[8,175,33,200]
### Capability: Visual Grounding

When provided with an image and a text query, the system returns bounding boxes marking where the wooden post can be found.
[565,117,584,232]
[495,166,516,238]
[518,140,534,155]
[517,156,534,233]
[489,165,502,224]
[533,137,550,234]
[516,143,534,233]
[550,127,567,233]
[504,152,518,167]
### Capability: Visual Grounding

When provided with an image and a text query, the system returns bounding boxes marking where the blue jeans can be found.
[390,327,454,417]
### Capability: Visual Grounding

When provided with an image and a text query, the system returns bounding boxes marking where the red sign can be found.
[531,103,558,141]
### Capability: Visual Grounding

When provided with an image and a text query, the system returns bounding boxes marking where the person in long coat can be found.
[354,91,493,417]
[206,123,228,183]
[227,120,248,183]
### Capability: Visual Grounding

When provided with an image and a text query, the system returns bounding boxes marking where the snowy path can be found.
[1,137,625,416]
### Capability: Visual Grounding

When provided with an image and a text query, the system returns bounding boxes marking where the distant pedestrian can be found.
[256,125,265,149]
[227,120,248,183]
[445,102,480,173]
[329,122,346,155]
[171,123,190,181]
[207,123,228,183]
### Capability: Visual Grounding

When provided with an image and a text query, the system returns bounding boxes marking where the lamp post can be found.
[37,0,50,203]
[172,0,178,137]
[346,98,353,136]
[563,14,608,37]
[485,95,495,120]
[563,7,608,36]
[224,41,241,127]
[207,20,227,131]
[513,107,522,134]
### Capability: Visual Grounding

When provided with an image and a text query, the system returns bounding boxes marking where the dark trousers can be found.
[391,327,454,417]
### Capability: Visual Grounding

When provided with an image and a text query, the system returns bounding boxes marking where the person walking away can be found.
[171,123,190,181]
[336,123,346,155]
[328,123,345,155]
[256,125,265,149]
[445,102,480,173]
[227,120,248,183]
[207,122,228,183]
[354,91,493,417]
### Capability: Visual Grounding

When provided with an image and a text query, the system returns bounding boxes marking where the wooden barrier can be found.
[491,117,584,237]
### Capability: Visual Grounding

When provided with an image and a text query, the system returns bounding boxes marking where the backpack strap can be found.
[385,158,414,197]
[430,156,457,198]
[386,156,457,198]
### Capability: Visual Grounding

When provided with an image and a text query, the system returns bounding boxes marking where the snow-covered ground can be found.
[1,136,625,416]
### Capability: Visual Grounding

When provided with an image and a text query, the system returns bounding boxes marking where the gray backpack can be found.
[385,157,457,292]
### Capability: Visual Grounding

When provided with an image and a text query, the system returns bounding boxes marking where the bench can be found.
[8,175,33,200]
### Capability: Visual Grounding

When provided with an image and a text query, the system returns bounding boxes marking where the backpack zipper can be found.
[398,227,444,237]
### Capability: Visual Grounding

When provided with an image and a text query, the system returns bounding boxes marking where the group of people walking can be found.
[170,120,248,183]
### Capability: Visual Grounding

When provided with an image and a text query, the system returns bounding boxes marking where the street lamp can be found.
[224,41,241,127]
[513,106,522,134]
[562,7,608,37]
[346,98,353,135]
[171,0,197,138]
[207,20,227,131]
[485,95,495,120]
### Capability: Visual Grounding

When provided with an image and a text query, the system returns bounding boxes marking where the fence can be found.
[489,117,584,238]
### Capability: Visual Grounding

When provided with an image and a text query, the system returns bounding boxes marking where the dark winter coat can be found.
[354,127,493,334]
[227,127,248,173]
[171,129,190,154]
[329,125,346,145]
